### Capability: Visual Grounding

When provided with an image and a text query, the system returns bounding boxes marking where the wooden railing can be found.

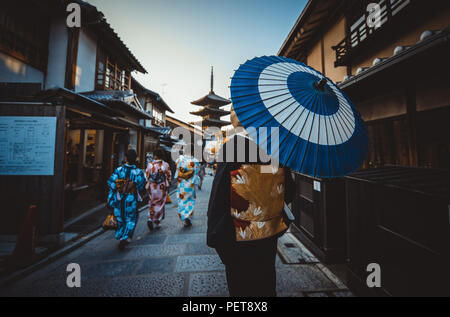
[333,0,411,66]
[152,118,165,127]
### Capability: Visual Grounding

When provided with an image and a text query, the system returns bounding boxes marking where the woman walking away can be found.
[107,149,147,250]
[145,148,172,231]
[198,162,206,190]
[175,153,200,228]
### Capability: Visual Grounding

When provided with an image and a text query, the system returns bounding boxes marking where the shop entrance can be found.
[64,128,107,222]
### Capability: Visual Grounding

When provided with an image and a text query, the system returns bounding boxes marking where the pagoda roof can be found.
[191,92,231,107]
[190,107,230,117]
[191,117,231,127]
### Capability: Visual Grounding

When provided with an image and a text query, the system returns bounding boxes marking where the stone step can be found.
[277,232,319,264]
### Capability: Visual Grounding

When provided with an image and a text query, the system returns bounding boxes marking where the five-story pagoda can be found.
[190,67,231,130]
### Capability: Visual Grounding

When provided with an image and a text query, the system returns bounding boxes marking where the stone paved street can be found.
[0,172,353,297]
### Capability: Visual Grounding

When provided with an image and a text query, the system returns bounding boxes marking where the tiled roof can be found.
[131,77,175,113]
[146,126,172,136]
[81,90,152,119]
[339,28,449,88]
[60,0,147,73]
[191,93,231,107]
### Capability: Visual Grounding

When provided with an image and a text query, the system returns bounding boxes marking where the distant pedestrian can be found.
[207,107,295,297]
[175,153,200,227]
[107,149,147,250]
[198,162,206,190]
[145,148,172,231]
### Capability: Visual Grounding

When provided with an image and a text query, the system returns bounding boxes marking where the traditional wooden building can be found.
[131,77,175,158]
[166,114,204,147]
[190,67,231,130]
[279,0,450,296]
[0,0,153,245]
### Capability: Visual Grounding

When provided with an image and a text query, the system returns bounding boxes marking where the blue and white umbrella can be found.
[230,56,368,178]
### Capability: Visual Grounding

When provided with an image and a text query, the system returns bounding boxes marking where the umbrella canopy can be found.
[230,56,368,178]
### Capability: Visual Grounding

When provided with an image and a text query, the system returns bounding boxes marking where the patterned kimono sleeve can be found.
[107,167,120,207]
[134,168,147,192]
[192,160,201,186]
[164,162,172,186]
[145,163,152,179]
[107,168,120,191]
[174,157,181,179]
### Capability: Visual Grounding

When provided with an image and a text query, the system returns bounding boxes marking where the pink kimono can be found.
[146,160,172,225]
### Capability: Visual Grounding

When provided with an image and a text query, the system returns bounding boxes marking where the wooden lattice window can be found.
[95,48,131,91]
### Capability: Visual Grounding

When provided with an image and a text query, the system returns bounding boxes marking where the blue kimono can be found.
[174,155,200,222]
[107,164,147,241]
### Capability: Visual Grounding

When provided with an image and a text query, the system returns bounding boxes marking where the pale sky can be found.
[86,0,307,125]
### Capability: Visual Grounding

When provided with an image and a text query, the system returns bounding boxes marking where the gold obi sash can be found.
[230,164,288,242]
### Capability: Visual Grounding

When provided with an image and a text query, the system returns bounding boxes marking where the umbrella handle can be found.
[314,78,328,92]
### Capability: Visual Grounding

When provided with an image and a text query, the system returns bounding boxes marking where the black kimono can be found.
[207,133,295,297]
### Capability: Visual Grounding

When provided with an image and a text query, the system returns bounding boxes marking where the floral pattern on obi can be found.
[230,164,287,242]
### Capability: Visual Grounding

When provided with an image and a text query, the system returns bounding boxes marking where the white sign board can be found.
[0,116,57,176]
[313,180,321,192]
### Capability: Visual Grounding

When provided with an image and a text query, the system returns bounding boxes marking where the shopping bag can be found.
[102,213,118,230]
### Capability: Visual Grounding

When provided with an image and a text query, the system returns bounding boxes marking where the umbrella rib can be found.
[271,107,304,159]
[307,93,321,177]
[233,91,295,112]
[231,88,310,105]
[333,106,354,143]
[331,92,351,115]
[325,94,336,177]
[237,93,302,129]
[251,58,306,77]
[296,92,319,173]
[255,87,315,134]
[329,109,350,175]
[246,60,293,76]
[256,99,301,152]
[326,113,340,176]
[333,92,357,122]
[230,84,288,88]
[262,88,314,168]
[235,69,293,79]
[279,62,308,75]
[231,87,290,100]
[298,111,316,174]
[323,98,332,178]
[284,102,313,170]
[233,84,321,101]
[241,65,292,78]
[233,77,295,82]
[325,91,355,139]
[262,57,305,74]
[276,102,309,164]
[313,94,324,178]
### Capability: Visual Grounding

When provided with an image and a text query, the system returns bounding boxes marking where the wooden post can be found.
[406,86,418,167]
[78,129,86,186]
[65,28,80,90]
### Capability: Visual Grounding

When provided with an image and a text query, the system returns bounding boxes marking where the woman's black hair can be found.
[153,148,165,160]
[126,149,137,165]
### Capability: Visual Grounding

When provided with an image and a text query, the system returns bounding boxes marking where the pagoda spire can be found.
[210,66,214,94]
[191,66,231,130]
